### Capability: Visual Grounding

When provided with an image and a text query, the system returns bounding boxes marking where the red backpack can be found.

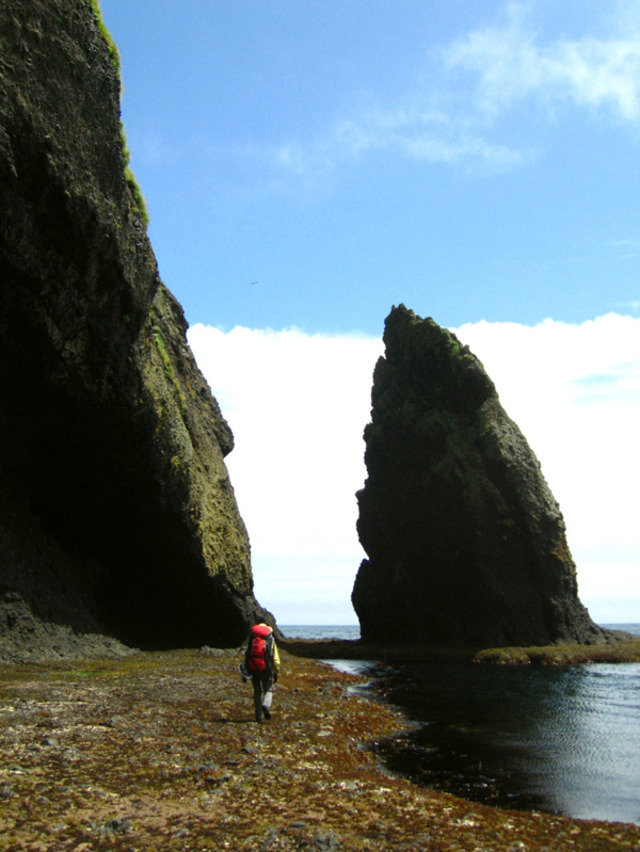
[247,623,273,673]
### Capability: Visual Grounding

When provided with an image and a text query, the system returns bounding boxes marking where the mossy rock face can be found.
[0,0,270,657]
[353,305,605,648]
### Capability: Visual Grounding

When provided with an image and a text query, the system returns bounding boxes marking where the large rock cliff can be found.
[352,305,605,648]
[0,0,271,659]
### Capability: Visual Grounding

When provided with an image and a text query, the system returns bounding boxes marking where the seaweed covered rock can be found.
[352,305,604,648]
[0,0,271,658]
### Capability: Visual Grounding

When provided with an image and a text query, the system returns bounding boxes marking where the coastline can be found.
[1,649,639,850]
[280,631,640,665]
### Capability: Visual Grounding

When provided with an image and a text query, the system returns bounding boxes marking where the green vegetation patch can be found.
[474,639,640,666]
[89,0,120,75]
[90,1,149,228]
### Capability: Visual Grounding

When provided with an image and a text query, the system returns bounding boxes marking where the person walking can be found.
[244,622,280,723]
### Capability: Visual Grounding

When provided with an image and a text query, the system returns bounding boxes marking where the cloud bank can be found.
[188,314,640,626]
[188,325,382,624]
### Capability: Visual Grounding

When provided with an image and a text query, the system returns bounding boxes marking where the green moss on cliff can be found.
[125,165,150,226]
[91,0,149,228]
[89,0,120,74]
[442,326,475,365]
[0,0,265,651]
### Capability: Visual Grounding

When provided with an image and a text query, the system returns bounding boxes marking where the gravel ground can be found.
[0,648,639,851]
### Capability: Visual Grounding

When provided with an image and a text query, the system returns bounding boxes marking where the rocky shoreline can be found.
[281,633,640,665]
[1,649,640,851]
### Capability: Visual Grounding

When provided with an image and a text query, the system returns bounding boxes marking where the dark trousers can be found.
[252,670,273,722]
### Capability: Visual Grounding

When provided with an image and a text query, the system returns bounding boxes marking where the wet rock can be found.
[92,818,132,836]
[311,832,342,851]
[259,826,279,850]
[199,646,227,657]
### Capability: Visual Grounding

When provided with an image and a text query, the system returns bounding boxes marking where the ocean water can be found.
[280,624,360,640]
[283,623,640,825]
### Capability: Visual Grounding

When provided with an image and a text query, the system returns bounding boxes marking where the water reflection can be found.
[340,660,640,825]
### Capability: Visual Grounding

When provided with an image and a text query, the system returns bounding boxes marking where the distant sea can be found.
[281,623,640,826]
[280,625,360,640]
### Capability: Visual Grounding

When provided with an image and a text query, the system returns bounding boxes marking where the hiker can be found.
[244,622,280,723]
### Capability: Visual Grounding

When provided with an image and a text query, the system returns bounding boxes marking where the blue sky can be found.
[99,0,640,626]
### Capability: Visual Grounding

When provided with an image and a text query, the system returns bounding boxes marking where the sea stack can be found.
[352,305,604,648]
[0,0,271,659]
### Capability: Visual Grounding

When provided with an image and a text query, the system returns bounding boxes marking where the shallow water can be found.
[283,623,640,825]
[361,659,640,825]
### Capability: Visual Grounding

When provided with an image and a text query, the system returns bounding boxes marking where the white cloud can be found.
[611,238,640,260]
[188,315,640,626]
[454,314,640,624]
[272,2,640,182]
[444,3,640,121]
[187,324,382,623]
[272,99,530,180]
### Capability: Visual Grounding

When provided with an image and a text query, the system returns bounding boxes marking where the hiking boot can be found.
[262,705,271,720]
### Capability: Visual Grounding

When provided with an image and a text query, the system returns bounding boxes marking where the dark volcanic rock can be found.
[0,0,271,658]
[352,305,605,648]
